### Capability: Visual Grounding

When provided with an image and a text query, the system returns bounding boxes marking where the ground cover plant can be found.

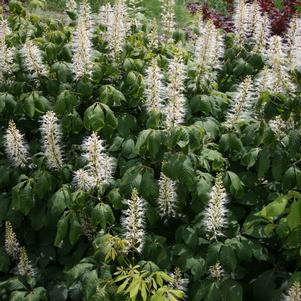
[39,0,191,27]
[1,0,301,300]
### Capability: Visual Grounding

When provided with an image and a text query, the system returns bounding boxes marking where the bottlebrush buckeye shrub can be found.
[1,0,301,300]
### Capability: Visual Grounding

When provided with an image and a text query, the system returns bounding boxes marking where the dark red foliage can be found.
[186,0,301,35]
[257,0,301,35]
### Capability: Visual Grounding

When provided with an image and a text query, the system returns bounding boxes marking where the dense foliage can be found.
[1,0,301,300]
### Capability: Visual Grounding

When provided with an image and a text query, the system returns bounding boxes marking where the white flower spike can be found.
[0,41,14,77]
[287,15,301,70]
[233,0,251,47]
[209,262,224,281]
[4,120,30,168]
[66,0,77,12]
[17,247,34,277]
[73,169,94,191]
[203,173,228,240]
[144,58,165,112]
[81,132,114,187]
[169,267,189,293]
[158,172,177,218]
[161,0,175,42]
[21,40,48,78]
[121,188,146,253]
[224,76,255,129]
[284,281,301,301]
[164,53,187,128]
[195,19,224,79]
[5,221,20,260]
[71,1,94,79]
[266,35,295,93]
[105,0,128,60]
[253,13,271,54]
[40,111,64,170]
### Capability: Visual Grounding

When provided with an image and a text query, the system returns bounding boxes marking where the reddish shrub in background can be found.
[187,0,301,35]
[258,0,301,35]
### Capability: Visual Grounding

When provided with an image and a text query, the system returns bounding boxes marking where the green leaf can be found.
[107,188,123,209]
[135,129,152,155]
[54,212,69,247]
[257,148,271,178]
[206,243,222,265]
[12,179,34,215]
[0,193,10,220]
[127,278,142,300]
[55,90,77,114]
[101,103,118,129]
[118,113,137,137]
[258,196,288,221]
[23,94,35,118]
[49,187,69,219]
[148,130,164,159]
[91,203,115,230]
[10,291,27,301]
[197,118,220,138]
[83,103,105,132]
[283,167,296,190]
[272,152,288,181]
[25,287,48,301]
[288,130,301,157]
[0,247,10,273]
[287,199,301,231]
[206,283,222,301]
[33,170,56,199]
[119,165,143,196]
[186,257,206,279]
[195,176,211,200]
[220,133,244,153]
[62,111,83,134]
[296,167,301,190]
[190,95,211,115]
[163,154,195,188]
[220,245,237,272]
[126,71,138,86]
[253,270,283,301]
[34,95,50,114]
[51,62,72,82]
[220,279,243,301]
[140,168,158,201]
[69,212,83,245]
[242,148,260,169]
[0,93,15,113]
[66,262,94,285]
[49,284,68,301]
[100,85,126,106]
[225,171,244,195]
[0,93,7,112]
[182,227,198,250]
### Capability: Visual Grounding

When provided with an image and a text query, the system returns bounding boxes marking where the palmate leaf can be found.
[11,177,35,216]
[69,212,83,245]
[91,203,115,230]
[220,279,243,301]
[257,196,288,222]
[163,154,195,189]
[224,171,244,195]
[287,198,301,231]
[135,129,165,159]
[84,103,105,132]
[151,287,185,301]
[10,287,47,301]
